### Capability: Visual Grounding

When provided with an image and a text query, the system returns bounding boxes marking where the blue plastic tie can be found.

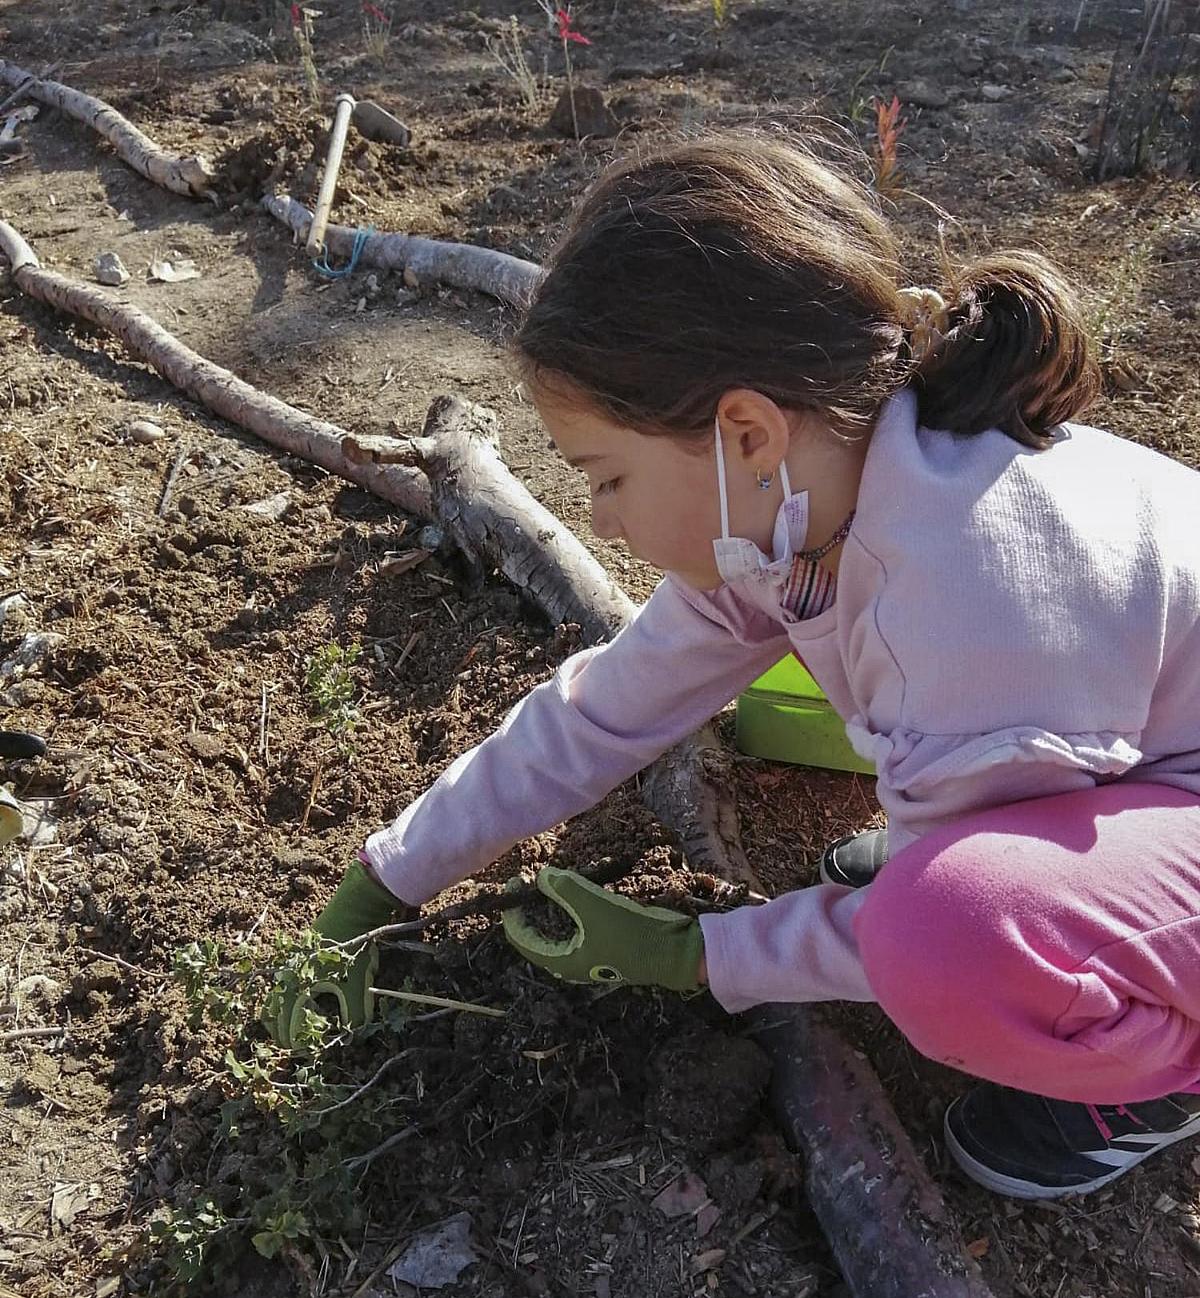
[312,225,373,280]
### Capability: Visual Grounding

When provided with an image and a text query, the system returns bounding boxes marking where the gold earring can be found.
[756,469,775,491]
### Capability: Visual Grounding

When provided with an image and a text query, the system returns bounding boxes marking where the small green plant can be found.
[304,640,363,749]
[149,928,489,1291]
[251,1209,312,1260]
[148,1198,241,1291]
[301,639,362,827]
[361,0,392,61]
[486,15,542,111]
[290,4,321,105]
[847,45,895,128]
[871,93,906,193]
[711,0,729,31]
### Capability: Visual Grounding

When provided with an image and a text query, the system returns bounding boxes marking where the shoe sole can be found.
[816,860,841,887]
[943,1103,1200,1200]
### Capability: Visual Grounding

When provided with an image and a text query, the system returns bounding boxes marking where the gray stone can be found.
[94,252,130,286]
[896,79,948,109]
[127,419,165,444]
[981,83,1012,101]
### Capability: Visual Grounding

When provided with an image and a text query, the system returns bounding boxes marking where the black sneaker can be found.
[818,827,888,888]
[944,1082,1200,1200]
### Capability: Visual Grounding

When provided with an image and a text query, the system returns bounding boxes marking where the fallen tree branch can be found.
[262,193,540,309]
[0,59,214,199]
[0,218,432,520]
[755,1007,995,1298]
[410,397,632,643]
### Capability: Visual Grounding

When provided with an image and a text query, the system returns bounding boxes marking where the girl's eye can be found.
[595,477,623,496]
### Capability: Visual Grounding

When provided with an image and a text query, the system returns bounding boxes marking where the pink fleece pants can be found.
[853,783,1200,1104]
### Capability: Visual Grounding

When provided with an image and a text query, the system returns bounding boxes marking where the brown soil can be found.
[1,1,1198,1297]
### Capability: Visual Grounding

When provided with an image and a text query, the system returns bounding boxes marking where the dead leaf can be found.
[690,1248,726,1275]
[966,1236,990,1258]
[149,258,201,283]
[651,1170,710,1218]
[50,1182,95,1232]
[695,1202,721,1238]
[379,548,433,578]
[402,265,420,290]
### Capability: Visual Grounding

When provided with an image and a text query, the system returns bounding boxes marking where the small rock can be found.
[402,265,421,291]
[127,419,165,445]
[185,732,225,762]
[94,252,130,287]
[239,492,291,521]
[415,524,444,551]
[981,83,1011,102]
[897,79,949,109]
[0,632,65,682]
[0,593,33,633]
[549,86,619,138]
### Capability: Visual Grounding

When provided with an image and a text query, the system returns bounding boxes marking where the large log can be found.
[0,59,215,199]
[756,1007,994,1298]
[262,193,540,309]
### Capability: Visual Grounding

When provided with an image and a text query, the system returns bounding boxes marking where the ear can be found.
[715,388,792,476]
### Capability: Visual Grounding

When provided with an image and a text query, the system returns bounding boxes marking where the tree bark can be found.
[0,60,215,199]
[755,1007,995,1298]
[262,193,540,309]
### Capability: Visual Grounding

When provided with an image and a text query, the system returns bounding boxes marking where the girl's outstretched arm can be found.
[363,576,790,906]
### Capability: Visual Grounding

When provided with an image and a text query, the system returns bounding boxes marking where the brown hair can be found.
[514,133,1100,450]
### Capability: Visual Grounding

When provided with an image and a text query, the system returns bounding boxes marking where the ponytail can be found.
[914,252,1101,449]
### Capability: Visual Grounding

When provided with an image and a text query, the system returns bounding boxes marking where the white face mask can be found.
[711,415,809,583]
[709,417,839,623]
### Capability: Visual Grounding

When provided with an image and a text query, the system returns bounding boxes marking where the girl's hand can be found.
[314,856,412,943]
[502,867,704,992]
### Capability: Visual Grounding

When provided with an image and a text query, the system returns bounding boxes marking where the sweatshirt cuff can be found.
[699,887,877,1013]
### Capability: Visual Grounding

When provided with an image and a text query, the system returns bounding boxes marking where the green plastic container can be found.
[735,656,874,775]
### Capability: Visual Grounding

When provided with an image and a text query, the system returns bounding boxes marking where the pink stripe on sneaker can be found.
[1085,1103,1114,1141]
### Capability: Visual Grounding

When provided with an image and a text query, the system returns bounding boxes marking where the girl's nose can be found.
[590,496,621,540]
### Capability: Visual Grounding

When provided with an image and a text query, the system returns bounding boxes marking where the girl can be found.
[283,134,1200,1201]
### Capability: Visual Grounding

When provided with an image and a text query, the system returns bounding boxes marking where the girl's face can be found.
[533,387,787,591]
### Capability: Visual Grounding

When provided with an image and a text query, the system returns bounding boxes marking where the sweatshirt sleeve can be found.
[699,886,876,1012]
[364,576,791,905]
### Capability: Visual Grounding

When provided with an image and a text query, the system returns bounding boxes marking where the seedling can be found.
[535,1,591,141]
[871,94,906,193]
[847,46,894,129]
[301,639,361,827]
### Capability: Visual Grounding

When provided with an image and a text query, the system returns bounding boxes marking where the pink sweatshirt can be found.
[365,389,1200,1013]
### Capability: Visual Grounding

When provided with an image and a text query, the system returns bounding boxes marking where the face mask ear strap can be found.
[713,415,731,540]
[778,456,793,501]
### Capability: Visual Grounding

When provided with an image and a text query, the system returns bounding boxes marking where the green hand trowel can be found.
[735,656,874,774]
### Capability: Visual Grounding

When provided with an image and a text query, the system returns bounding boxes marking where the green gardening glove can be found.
[263,941,380,1049]
[502,867,704,993]
[312,857,406,943]
[262,859,406,1048]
